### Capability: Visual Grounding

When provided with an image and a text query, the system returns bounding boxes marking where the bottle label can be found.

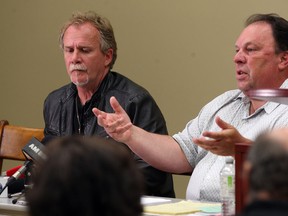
[227,176,233,188]
[220,175,235,197]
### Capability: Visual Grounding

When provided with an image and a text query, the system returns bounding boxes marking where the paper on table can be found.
[144,200,221,215]
[198,205,221,213]
[141,197,171,205]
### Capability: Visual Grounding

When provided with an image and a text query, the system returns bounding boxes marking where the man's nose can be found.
[71,50,81,64]
[233,50,246,64]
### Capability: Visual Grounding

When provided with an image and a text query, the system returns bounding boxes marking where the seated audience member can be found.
[26,136,143,216]
[42,10,174,198]
[239,128,288,216]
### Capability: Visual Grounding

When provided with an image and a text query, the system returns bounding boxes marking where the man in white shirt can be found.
[92,13,288,201]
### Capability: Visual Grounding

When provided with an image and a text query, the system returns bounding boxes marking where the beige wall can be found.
[1,0,288,198]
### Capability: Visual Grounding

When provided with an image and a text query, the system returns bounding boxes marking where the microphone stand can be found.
[4,161,34,205]
[11,184,32,205]
[0,137,45,204]
[12,161,34,205]
[15,136,46,201]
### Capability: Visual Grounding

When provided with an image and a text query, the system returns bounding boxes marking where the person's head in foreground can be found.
[26,136,143,216]
[241,128,288,215]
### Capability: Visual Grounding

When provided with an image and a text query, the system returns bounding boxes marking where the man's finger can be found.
[110,96,126,114]
[92,107,106,118]
[215,116,234,130]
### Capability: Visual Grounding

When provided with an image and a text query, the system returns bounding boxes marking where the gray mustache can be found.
[69,64,87,72]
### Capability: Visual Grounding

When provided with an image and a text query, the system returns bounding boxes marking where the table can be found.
[0,197,27,216]
[142,196,182,216]
[142,196,221,216]
[0,196,220,216]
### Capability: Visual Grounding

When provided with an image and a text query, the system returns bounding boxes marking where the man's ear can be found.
[104,48,113,67]
[279,51,288,71]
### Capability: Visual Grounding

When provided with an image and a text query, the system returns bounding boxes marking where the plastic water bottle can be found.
[220,157,235,216]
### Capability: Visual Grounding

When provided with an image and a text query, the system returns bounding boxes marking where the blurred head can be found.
[244,128,288,202]
[60,11,117,89]
[26,136,143,216]
[234,13,288,94]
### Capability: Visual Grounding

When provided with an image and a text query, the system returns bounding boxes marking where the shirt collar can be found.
[264,79,288,113]
[234,78,288,114]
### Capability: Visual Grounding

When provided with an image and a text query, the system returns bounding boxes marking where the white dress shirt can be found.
[173,79,288,202]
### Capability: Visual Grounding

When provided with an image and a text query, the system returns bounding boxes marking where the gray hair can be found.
[59,11,117,69]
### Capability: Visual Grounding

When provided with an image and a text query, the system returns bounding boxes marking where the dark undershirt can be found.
[73,95,94,135]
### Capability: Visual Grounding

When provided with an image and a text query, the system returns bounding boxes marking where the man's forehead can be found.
[63,23,100,45]
[235,22,274,46]
[64,22,99,37]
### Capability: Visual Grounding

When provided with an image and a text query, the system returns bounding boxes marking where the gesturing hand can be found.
[193,116,252,156]
[92,96,133,143]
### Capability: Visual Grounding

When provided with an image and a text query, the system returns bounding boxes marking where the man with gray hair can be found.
[42,11,175,198]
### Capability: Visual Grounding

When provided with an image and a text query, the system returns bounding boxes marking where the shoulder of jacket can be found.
[45,83,76,103]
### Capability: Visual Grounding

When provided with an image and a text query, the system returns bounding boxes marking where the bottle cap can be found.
[225,157,234,164]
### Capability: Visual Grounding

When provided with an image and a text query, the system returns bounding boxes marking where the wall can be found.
[1,0,288,198]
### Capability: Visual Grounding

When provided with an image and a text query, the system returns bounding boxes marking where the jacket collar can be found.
[63,71,113,103]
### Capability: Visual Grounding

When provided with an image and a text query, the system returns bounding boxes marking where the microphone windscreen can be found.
[2,165,24,178]
[22,137,46,162]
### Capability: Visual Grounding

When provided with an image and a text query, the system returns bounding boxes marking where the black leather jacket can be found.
[43,71,175,197]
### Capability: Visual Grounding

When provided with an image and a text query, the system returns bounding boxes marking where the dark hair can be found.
[247,136,288,201]
[245,13,288,53]
[26,136,143,216]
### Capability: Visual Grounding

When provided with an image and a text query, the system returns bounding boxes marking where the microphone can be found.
[0,137,46,195]
[22,137,46,161]
[4,161,32,188]
[2,165,23,177]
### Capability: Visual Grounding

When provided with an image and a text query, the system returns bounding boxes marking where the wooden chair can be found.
[235,143,250,215]
[0,120,44,172]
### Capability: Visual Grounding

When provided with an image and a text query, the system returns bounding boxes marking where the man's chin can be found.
[237,82,250,91]
[70,72,89,86]
[72,81,89,87]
